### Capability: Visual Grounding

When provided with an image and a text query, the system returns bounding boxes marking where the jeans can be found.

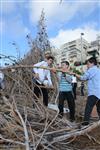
[81,86,84,96]
[0,79,5,90]
[58,91,75,121]
[84,95,100,123]
[72,83,77,99]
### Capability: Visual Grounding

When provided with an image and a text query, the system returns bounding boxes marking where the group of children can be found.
[33,56,100,126]
[1,56,100,126]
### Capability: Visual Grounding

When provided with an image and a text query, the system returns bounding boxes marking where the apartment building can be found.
[87,36,100,63]
[60,38,89,64]
[55,36,100,66]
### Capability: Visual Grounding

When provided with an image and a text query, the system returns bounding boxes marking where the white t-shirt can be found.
[33,61,52,86]
[72,76,77,83]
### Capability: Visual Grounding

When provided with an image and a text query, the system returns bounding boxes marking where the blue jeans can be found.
[84,95,100,123]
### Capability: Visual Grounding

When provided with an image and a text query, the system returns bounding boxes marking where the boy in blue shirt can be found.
[58,61,75,122]
[75,57,100,125]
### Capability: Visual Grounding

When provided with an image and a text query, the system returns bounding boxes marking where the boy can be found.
[75,57,100,125]
[58,61,75,122]
[33,56,54,106]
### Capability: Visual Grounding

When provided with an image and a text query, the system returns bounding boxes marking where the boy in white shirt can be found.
[33,56,54,106]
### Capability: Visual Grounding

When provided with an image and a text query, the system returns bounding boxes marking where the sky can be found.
[0,0,100,66]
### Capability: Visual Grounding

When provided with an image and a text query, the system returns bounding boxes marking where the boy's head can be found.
[86,57,97,69]
[61,61,69,69]
[46,56,54,66]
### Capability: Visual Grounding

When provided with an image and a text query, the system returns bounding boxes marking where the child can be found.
[58,61,75,122]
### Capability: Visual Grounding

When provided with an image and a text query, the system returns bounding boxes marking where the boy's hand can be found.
[33,73,39,79]
[69,72,75,75]
[51,67,57,73]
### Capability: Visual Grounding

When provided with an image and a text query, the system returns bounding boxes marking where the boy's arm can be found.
[33,61,44,74]
[73,71,90,81]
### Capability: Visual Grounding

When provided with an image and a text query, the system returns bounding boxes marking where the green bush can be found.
[72,68,82,75]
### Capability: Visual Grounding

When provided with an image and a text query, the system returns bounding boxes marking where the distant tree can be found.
[22,9,52,64]
[73,68,82,75]
[35,9,51,60]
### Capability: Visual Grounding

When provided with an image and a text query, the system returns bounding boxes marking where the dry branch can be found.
[50,120,100,144]
[0,66,100,150]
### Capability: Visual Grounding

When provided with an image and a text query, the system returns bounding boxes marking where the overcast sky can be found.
[0,0,100,65]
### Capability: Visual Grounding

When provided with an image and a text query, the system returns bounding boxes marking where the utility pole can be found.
[80,33,84,72]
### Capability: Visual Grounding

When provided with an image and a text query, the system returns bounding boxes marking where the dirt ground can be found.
[0,87,100,150]
[69,126,100,150]
[68,94,100,150]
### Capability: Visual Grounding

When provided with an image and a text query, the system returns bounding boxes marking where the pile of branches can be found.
[0,67,100,150]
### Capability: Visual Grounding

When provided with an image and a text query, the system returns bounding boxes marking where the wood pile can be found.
[0,67,100,150]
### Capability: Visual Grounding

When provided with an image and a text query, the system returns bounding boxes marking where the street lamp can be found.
[80,33,84,72]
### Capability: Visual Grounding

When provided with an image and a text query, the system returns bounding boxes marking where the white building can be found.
[51,47,61,65]
[54,35,100,66]
[60,38,89,64]
[87,36,100,63]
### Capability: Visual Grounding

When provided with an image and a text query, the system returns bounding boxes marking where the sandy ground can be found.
[69,94,100,150]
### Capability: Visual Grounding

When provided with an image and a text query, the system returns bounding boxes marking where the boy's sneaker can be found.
[76,123,89,130]
[81,121,89,126]
[78,121,90,129]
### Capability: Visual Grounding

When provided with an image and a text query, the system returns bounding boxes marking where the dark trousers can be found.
[81,86,84,96]
[58,91,75,121]
[72,83,77,99]
[84,95,100,123]
[34,82,48,107]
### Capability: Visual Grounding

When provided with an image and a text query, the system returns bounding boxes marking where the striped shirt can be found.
[58,72,72,92]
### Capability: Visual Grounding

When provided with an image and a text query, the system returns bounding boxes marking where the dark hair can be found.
[61,61,69,66]
[46,56,54,60]
[87,57,97,65]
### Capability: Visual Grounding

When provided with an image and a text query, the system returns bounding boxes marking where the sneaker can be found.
[77,122,90,129]
[81,121,89,126]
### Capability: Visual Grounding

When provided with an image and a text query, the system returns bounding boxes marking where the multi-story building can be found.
[55,36,100,66]
[51,46,61,65]
[87,36,100,63]
[60,38,89,64]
